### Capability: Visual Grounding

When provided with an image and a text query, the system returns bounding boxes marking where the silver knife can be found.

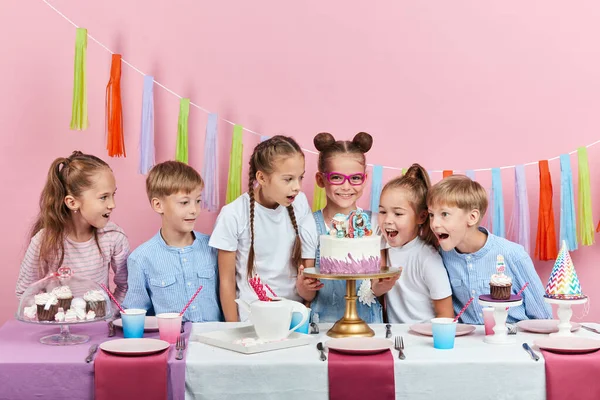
[581,325,600,334]
[522,343,539,361]
[85,344,99,363]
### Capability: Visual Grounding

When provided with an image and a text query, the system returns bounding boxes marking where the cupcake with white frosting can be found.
[34,293,59,321]
[51,286,73,310]
[490,255,512,300]
[84,290,106,317]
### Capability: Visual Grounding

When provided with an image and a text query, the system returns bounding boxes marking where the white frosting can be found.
[64,309,78,322]
[23,305,37,320]
[55,308,65,322]
[51,286,73,299]
[86,310,96,320]
[319,235,381,261]
[71,297,86,310]
[73,307,86,320]
[34,293,58,307]
[490,274,512,286]
[83,290,105,302]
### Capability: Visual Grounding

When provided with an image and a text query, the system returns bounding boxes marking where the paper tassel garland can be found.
[312,183,326,212]
[201,114,219,212]
[70,28,88,130]
[443,170,453,178]
[369,165,383,213]
[226,125,243,204]
[577,147,595,246]
[138,75,155,174]
[175,98,190,163]
[106,54,125,157]
[559,154,577,251]
[491,168,505,237]
[535,160,558,260]
[508,165,530,253]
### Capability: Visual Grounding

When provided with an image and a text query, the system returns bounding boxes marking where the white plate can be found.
[517,319,581,334]
[194,325,314,354]
[326,337,392,355]
[409,323,476,337]
[113,316,159,332]
[99,338,170,356]
[534,337,600,354]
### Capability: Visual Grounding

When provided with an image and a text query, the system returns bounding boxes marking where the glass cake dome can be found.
[16,267,114,345]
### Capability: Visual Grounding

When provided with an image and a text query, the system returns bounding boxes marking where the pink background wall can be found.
[1,0,599,324]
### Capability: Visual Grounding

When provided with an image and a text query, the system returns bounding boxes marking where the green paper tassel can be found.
[175,98,190,163]
[312,183,327,212]
[577,147,595,246]
[70,28,88,130]
[402,167,407,175]
[226,125,243,204]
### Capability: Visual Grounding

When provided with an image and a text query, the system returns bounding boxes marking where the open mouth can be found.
[385,228,399,238]
[437,233,449,240]
[102,213,110,218]
[286,195,296,202]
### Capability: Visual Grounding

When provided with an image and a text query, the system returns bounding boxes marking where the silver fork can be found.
[175,336,186,360]
[507,324,517,335]
[394,336,406,360]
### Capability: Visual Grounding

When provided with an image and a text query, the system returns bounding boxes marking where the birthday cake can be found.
[319,209,381,274]
[544,240,586,300]
[490,255,512,300]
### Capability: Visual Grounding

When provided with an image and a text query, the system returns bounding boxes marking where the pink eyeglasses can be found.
[321,172,366,186]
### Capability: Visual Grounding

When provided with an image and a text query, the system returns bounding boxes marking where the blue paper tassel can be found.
[465,170,476,180]
[508,165,531,254]
[559,154,578,251]
[138,75,155,174]
[260,135,270,142]
[491,168,505,237]
[201,113,219,212]
[370,165,383,212]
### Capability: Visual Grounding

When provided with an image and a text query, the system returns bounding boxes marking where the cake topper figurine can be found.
[329,213,347,238]
[348,208,372,238]
[496,255,506,274]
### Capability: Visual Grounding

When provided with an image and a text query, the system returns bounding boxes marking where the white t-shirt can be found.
[385,236,452,324]
[209,192,312,321]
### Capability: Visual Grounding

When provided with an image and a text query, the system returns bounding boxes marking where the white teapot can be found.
[235,298,309,341]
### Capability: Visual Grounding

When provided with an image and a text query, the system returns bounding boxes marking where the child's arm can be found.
[513,255,553,319]
[433,296,454,318]
[15,237,41,299]
[296,263,323,302]
[109,232,130,304]
[122,257,152,312]
[218,249,239,322]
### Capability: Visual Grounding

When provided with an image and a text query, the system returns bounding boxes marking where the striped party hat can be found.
[544,240,585,300]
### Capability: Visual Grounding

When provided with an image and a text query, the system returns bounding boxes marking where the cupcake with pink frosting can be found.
[84,290,106,318]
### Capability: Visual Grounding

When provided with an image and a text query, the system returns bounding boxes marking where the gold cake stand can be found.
[303,266,402,338]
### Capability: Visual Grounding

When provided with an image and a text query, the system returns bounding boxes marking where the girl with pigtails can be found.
[209,136,314,322]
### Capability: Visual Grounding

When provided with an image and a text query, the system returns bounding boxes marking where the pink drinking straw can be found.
[180,286,204,316]
[506,282,529,310]
[264,283,277,298]
[453,297,474,322]
[99,283,126,313]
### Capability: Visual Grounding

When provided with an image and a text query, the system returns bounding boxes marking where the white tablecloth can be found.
[185,322,600,400]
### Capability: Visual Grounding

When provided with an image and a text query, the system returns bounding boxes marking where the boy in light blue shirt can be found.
[427,175,552,325]
[123,161,222,322]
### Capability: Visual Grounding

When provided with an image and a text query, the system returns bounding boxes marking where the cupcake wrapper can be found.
[58,298,73,311]
[37,304,59,321]
[86,300,106,318]
[490,284,512,300]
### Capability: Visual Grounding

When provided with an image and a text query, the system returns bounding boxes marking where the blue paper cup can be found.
[122,309,147,338]
[431,317,457,349]
[290,308,312,334]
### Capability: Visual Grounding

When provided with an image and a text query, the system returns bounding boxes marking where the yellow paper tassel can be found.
[70,28,88,130]
[312,183,327,212]
[577,147,595,245]
[226,125,244,204]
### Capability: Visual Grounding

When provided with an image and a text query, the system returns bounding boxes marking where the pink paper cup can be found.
[156,313,182,344]
[483,307,495,335]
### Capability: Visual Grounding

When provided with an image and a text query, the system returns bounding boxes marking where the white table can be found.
[184,322,600,400]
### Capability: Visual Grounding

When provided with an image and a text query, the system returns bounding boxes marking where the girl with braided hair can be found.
[210,136,313,322]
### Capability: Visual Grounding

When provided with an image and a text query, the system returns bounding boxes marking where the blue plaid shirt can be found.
[123,231,222,322]
[441,228,552,324]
